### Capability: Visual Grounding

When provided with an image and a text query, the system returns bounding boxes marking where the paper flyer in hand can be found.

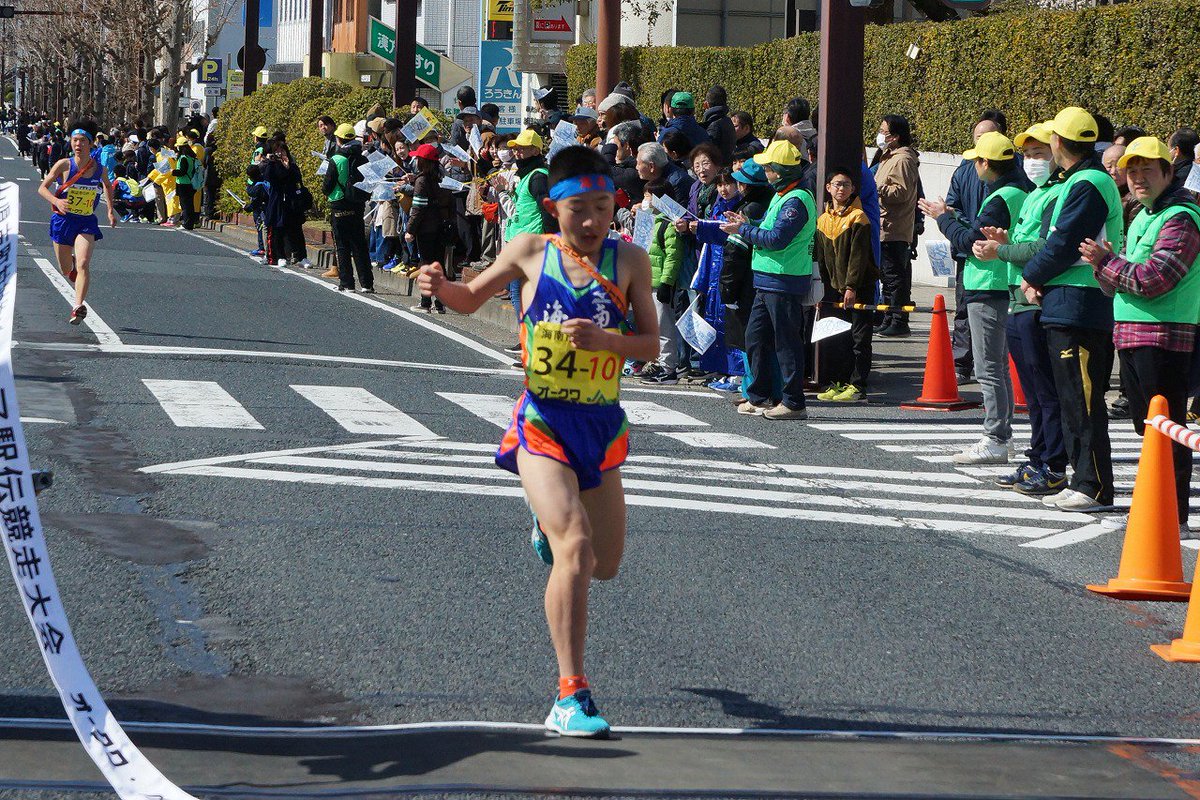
[310,150,329,161]
[651,193,690,223]
[469,126,484,157]
[439,177,466,192]
[444,144,471,161]
[675,295,718,354]
[810,315,853,343]
[400,116,433,143]
[316,161,329,176]
[631,208,654,251]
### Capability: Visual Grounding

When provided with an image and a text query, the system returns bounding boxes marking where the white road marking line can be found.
[21,417,67,425]
[9,714,1200,746]
[177,227,512,365]
[251,454,1087,523]
[656,431,773,449]
[30,257,123,346]
[622,400,708,427]
[14,177,29,181]
[164,462,1061,537]
[347,446,1041,502]
[848,431,1143,442]
[1021,524,1113,549]
[290,385,438,437]
[141,379,264,429]
[436,392,514,429]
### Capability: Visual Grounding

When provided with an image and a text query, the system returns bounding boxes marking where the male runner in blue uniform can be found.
[419,146,659,737]
[37,119,117,324]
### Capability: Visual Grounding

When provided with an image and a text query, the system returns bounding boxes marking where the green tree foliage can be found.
[567,0,1200,153]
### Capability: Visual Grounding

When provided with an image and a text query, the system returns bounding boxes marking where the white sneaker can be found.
[1042,489,1069,507]
[1049,488,1108,512]
[298,258,313,269]
[1100,513,1128,531]
[276,259,288,267]
[952,438,1011,465]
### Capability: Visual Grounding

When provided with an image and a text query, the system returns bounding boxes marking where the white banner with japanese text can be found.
[0,183,197,799]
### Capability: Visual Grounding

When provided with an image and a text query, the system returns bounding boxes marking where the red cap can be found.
[413,144,440,161]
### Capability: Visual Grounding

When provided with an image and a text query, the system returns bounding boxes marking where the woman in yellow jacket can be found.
[148,142,180,225]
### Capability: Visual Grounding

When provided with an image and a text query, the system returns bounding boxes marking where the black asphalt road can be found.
[1,135,1200,798]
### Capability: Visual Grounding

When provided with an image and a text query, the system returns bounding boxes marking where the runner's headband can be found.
[70,129,92,141]
[548,174,615,201]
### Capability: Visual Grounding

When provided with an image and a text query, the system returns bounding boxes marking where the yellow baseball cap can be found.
[1013,123,1053,148]
[753,139,803,167]
[963,131,1016,161]
[334,123,356,140]
[175,136,188,147]
[1045,107,1098,143]
[1118,136,1172,168]
[251,125,269,138]
[506,129,544,149]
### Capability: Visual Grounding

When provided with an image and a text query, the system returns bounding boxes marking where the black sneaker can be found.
[878,321,911,338]
[639,363,665,381]
[642,369,678,385]
[1109,394,1130,419]
[684,368,717,384]
[504,343,522,355]
[357,286,376,294]
[994,462,1037,488]
[1014,466,1068,496]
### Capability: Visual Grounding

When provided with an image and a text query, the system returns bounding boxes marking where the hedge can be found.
[566,0,1200,154]
[214,80,452,217]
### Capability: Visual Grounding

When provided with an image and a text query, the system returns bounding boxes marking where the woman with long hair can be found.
[37,117,116,324]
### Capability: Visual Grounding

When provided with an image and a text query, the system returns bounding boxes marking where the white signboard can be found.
[531,0,576,42]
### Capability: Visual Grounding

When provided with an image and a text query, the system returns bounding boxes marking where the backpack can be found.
[289,184,314,214]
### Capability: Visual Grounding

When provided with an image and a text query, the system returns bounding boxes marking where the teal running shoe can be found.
[531,514,553,566]
[544,689,610,738]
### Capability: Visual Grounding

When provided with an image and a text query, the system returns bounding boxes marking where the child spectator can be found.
[815,167,878,402]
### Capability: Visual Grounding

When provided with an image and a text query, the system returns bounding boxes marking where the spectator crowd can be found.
[15,82,1200,529]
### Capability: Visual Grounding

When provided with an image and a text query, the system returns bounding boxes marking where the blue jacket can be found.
[945,159,987,259]
[662,160,695,206]
[858,162,882,269]
[1022,153,1114,331]
[658,114,712,150]
[738,185,812,295]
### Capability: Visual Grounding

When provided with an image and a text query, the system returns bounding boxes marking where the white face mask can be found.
[1023,157,1052,187]
[875,132,889,151]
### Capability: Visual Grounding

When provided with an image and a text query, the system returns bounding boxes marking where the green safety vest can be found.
[1113,202,1200,324]
[1044,168,1125,288]
[246,144,264,186]
[505,167,549,242]
[327,153,350,203]
[963,183,1027,292]
[750,187,817,277]
[1007,182,1064,287]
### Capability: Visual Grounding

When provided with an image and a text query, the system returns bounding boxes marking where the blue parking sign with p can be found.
[198,58,224,85]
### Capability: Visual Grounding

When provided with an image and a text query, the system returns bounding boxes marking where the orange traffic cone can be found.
[1009,355,1027,414]
[900,294,980,411]
[1087,395,1191,601]
[1152,558,1200,661]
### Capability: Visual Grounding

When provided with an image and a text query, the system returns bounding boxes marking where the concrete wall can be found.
[911,150,961,288]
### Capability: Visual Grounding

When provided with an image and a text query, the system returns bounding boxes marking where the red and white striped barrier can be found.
[1146,414,1200,453]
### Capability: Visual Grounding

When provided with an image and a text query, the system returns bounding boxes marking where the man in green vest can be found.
[972,123,1069,497]
[248,125,269,256]
[1022,107,1125,512]
[172,134,198,230]
[921,131,1027,464]
[503,129,557,330]
[322,123,374,293]
[720,139,815,420]
[1080,136,1200,535]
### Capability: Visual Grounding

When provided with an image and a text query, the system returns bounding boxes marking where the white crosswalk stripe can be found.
[291,385,438,437]
[142,379,264,429]
[141,439,1091,541]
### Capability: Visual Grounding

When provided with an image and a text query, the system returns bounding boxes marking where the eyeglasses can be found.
[828,181,854,189]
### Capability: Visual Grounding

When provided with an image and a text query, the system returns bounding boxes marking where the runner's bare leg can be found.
[72,234,95,306]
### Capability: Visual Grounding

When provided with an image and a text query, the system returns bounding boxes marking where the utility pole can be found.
[244,0,261,96]
[307,0,323,77]
[393,0,416,109]
[816,0,866,208]
[594,0,619,96]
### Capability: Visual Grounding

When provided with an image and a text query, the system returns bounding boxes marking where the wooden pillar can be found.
[816,0,866,208]
[308,0,324,77]
[393,0,416,109]
[595,0,620,96]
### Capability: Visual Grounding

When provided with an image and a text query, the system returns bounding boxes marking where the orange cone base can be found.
[1151,639,1200,662]
[900,398,981,411]
[1086,578,1192,601]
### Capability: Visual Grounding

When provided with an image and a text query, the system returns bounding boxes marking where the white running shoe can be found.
[276,259,288,267]
[952,438,1011,465]
[1048,488,1109,512]
[298,258,313,269]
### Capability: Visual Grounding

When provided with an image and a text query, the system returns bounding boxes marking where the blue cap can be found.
[731,159,768,186]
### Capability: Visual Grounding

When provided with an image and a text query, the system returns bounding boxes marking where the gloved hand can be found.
[655,283,673,304]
